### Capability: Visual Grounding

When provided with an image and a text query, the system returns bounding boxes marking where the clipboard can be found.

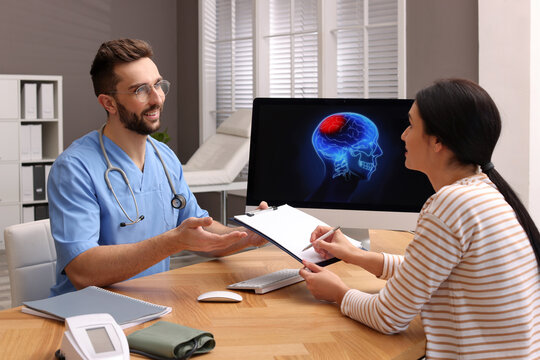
[231,204,364,266]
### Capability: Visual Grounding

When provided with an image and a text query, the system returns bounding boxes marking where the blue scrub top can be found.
[48,130,208,296]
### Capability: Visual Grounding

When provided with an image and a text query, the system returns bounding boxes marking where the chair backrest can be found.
[4,219,57,307]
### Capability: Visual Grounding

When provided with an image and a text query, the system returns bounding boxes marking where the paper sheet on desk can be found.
[232,204,363,266]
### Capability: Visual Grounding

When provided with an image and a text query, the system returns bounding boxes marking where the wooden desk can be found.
[0,230,425,360]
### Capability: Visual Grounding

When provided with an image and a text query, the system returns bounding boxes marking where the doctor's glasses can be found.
[107,79,170,103]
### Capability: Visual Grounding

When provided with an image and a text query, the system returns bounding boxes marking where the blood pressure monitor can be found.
[56,313,129,360]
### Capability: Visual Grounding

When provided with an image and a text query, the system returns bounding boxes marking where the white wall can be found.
[531,0,540,224]
[479,0,540,223]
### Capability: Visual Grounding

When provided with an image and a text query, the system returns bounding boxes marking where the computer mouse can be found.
[197,290,243,302]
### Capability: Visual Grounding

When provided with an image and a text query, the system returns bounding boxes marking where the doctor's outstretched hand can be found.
[175,216,248,253]
[300,260,350,305]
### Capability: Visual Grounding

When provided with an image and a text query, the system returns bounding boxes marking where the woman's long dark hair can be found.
[415,78,540,265]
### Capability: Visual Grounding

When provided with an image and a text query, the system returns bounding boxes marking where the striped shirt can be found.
[341,173,540,359]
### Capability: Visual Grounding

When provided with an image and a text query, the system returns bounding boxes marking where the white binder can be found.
[21,165,34,202]
[30,124,42,160]
[20,124,32,161]
[22,83,37,119]
[38,83,54,119]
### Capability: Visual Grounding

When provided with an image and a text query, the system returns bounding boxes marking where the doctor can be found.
[48,38,267,296]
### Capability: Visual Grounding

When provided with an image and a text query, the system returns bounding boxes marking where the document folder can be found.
[38,83,54,119]
[30,124,42,160]
[20,125,32,161]
[33,164,46,201]
[232,204,364,266]
[21,165,34,202]
[22,83,37,119]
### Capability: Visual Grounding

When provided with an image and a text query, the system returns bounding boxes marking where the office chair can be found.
[4,219,56,307]
[182,108,252,186]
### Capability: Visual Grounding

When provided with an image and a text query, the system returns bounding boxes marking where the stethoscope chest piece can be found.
[171,194,186,209]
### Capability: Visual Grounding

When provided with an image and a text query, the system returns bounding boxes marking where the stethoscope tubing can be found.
[99,124,185,227]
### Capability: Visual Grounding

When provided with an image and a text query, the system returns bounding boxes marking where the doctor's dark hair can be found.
[90,38,153,97]
[415,78,540,265]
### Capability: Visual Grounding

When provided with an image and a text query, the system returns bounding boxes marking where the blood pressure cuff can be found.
[127,321,215,360]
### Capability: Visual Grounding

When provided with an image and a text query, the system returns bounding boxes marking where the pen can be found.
[302,226,341,251]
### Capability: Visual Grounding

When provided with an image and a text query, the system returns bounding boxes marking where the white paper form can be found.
[232,204,363,266]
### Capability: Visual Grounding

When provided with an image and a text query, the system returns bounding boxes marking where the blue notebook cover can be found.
[22,286,171,328]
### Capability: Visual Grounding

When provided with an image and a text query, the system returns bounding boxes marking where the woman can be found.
[299,79,540,359]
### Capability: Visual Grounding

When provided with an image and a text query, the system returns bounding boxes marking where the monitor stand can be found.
[342,228,370,251]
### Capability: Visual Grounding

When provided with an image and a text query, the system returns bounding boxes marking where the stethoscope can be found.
[99,124,186,227]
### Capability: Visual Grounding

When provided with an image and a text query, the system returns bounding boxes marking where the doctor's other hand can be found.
[244,201,270,247]
[176,216,247,253]
[310,226,358,263]
[300,260,350,305]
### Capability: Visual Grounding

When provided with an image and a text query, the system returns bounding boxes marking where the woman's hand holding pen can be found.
[309,226,361,263]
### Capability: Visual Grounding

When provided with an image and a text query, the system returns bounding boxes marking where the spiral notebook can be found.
[22,286,171,329]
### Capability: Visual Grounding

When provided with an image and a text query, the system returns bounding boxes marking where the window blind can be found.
[201,0,217,141]
[215,0,253,125]
[269,0,318,98]
[336,0,398,98]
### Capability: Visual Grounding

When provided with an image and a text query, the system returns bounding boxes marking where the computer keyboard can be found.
[227,269,304,294]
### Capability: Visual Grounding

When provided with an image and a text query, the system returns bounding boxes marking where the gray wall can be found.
[406,0,478,97]
[0,0,179,153]
[177,0,200,164]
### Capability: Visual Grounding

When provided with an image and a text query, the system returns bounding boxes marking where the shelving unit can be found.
[0,75,63,249]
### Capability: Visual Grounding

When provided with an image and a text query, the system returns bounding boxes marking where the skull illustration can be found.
[312,112,382,180]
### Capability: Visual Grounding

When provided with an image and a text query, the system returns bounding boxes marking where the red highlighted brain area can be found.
[319,114,346,135]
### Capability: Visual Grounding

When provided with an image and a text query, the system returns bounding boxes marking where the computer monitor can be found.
[246,98,434,248]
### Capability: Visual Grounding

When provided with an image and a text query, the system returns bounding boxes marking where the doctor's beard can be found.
[117,102,163,136]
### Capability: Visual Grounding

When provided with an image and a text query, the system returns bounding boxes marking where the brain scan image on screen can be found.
[307,112,383,202]
[312,112,382,180]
